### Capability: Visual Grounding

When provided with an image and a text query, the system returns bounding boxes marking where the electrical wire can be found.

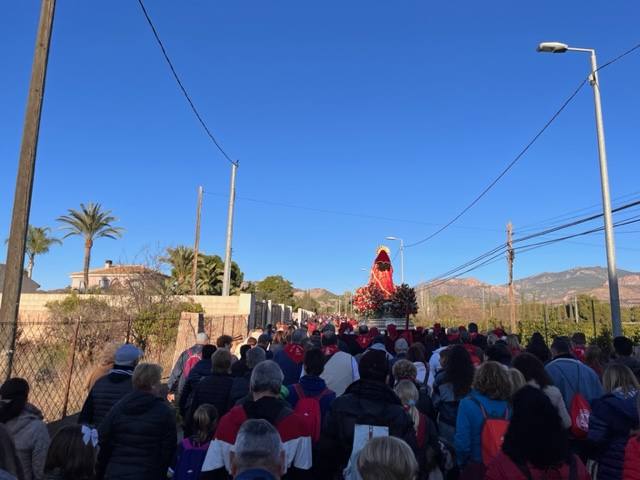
[136,0,237,166]
[405,41,640,249]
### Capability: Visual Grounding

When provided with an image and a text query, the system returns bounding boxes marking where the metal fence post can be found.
[61,317,81,418]
[222,316,226,335]
[126,316,132,344]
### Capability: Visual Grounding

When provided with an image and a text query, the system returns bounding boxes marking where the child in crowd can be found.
[173,404,218,480]
[44,425,98,480]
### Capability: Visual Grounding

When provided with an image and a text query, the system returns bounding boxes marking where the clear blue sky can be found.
[1,1,639,295]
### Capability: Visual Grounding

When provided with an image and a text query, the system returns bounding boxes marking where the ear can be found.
[230,451,237,476]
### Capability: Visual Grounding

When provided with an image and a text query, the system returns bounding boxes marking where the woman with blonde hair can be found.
[588,364,639,480]
[507,368,526,397]
[86,342,119,391]
[454,362,511,473]
[356,436,418,480]
[506,335,522,358]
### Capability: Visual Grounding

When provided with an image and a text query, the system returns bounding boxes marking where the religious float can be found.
[352,246,418,330]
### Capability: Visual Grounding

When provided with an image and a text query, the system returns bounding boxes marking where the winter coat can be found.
[587,389,639,480]
[200,396,312,480]
[0,470,17,480]
[42,469,65,480]
[78,368,134,428]
[320,350,359,397]
[229,370,252,407]
[3,404,49,480]
[231,359,249,378]
[96,390,177,480]
[234,469,277,480]
[317,379,417,477]
[545,356,603,409]
[623,435,640,480]
[168,344,203,394]
[454,390,510,467]
[188,373,234,425]
[527,380,572,430]
[274,344,305,386]
[285,375,336,420]
[432,370,463,445]
[178,358,213,417]
[485,452,590,480]
[612,356,640,381]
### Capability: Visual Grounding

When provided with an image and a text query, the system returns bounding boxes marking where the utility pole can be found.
[191,186,203,295]
[0,0,56,382]
[222,162,238,296]
[574,295,580,324]
[507,222,516,334]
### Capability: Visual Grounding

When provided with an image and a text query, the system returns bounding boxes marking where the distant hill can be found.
[416,267,640,304]
[293,288,338,310]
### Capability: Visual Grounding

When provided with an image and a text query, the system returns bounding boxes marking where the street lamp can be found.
[537,41,622,336]
[385,236,405,284]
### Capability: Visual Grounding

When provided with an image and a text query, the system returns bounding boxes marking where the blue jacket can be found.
[235,469,277,480]
[274,344,305,386]
[285,375,336,420]
[588,389,639,480]
[454,390,510,467]
[545,356,603,408]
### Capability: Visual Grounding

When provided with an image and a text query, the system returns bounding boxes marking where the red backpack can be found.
[291,384,331,442]
[183,348,202,380]
[558,365,591,439]
[471,397,510,465]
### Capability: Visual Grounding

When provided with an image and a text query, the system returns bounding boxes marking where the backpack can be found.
[291,383,331,442]
[558,363,591,439]
[470,397,509,465]
[518,454,578,480]
[173,437,211,480]
[183,348,202,380]
[343,409,390,479]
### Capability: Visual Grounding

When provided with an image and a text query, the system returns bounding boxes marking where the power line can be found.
[136,0,237,166]
[405,41,640,250]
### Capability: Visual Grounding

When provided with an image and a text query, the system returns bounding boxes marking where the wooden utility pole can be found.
[507,222,516,334]
[574,295,580,324]
[191,186,203,295]
[0,0,56,382]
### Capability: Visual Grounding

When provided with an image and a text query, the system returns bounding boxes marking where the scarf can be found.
[284,343,305,364]
[322,345,340,357]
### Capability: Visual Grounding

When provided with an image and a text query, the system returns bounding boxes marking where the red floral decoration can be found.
[353,283,385,317]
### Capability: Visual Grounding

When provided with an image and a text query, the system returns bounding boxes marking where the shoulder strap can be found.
[469,396,488,419]
[292,383,305,400]
[554,361,578,396]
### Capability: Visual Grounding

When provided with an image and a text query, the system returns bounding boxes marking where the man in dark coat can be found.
[230,346,267,406]
[612,336,640,381]
[178,344,217,418]
[273,329,307,385]
[257,333,274,360]
[79,343,142,427]
[97,363,177,480]
[317,349,417,477]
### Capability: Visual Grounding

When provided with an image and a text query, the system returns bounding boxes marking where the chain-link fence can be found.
[0,317,176,423]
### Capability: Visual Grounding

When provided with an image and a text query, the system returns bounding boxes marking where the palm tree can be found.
[57,203,123,291]
[25,226,62,278]
[162,246,194,293]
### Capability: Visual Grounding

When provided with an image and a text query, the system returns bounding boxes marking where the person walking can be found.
[230,420,284,480]
[320,332,359,396]
[273,329,307,386]
[96,363,177,480]
[0,424,24,480]
[79,344,142,428]
[168,332,210,401]
[229,347,267,406]
[0,378,49,480]
[178,344,216,418]
[44,425,98,480]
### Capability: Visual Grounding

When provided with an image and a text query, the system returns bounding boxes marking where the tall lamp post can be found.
[385,236,405,284]
[537,41,622,336]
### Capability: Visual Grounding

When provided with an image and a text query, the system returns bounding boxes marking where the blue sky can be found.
[1,1,639,295]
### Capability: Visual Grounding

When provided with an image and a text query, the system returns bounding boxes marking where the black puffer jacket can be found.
[229,370,252,406]
[178,359,213,417]
[317,379,417,476]
[96,390,177,480]
[78,368,133,428]
[188,373,234,424]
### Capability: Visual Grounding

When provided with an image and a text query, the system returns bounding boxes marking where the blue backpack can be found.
[173,437,211,480]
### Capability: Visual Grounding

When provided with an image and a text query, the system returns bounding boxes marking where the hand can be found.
[167,393,175,402]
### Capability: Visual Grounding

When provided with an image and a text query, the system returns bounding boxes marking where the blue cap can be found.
[115,344,142,366]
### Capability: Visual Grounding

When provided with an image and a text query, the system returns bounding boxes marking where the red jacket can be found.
[485,452,590,480]
[624,436,640,480]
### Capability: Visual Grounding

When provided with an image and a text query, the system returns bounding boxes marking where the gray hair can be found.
[246,346,267,369]
[234,419,282,473]
[291,329,307,345]
[132,363,162,392]
[250,360,283,395]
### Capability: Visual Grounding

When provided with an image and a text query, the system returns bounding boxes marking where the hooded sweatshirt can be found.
[3,404,49,480]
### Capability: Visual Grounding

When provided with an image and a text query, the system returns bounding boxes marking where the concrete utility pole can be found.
[191,186,203,295]
[0,0,56,382]
[222,162,238,296]
[507,222,516,334]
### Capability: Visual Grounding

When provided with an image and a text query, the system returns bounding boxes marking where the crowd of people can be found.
[2,318,640,480]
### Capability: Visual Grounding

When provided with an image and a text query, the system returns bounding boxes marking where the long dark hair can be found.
[45,425,97,480]
[0,424,25,480]
[502,386,571,469]
[513,353,552,388]
[525,332,551,364]
[407,343,426,364]
[445,345,474,397]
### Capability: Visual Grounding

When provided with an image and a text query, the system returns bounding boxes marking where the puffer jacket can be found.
[78,367,133,427]
[229,370,252,406]
[317,379,417,477]
[0,470,17,480]
[178,358,213,417]
[188,373,234,425]
[623,435,640,480]
[587,389,639,480]
[432,370,463,445]
[96,390,177,480]
[3,404,49,480]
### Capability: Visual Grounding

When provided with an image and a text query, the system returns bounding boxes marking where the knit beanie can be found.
[359,350,389,382]
[0,378,29,423]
